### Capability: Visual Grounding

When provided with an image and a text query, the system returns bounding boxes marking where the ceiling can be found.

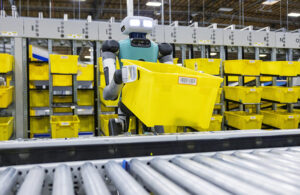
[1,0,300,30]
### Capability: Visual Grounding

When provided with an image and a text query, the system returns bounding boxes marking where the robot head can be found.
[120,16,154,35]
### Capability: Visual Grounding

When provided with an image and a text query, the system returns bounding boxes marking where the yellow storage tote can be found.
[122,59,223,128]
[79,115,94,132]
[224,60,262,76]
[184,58,221,75]
[29,63,49,81]
[0,117,13,141]
[50,54,78,74]
[53,107,72,113]
[30,90,49,107]
[0,86,13,108]
[0,53,13,73]
[78,90,94,106]
[53,75,72,86]
[100,114,118,136]
[195,115,223,131]
[262,86,298,103]
[30,117,49,134]
[53,95,72,103]
[50,115,79,138]
[261,110,300,129]
[224,86,262,104]
[78,64,94,81]
[225,111,263,130]
[261,61,297,76]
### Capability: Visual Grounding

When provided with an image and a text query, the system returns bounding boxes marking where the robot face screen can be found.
[121,16,154,35]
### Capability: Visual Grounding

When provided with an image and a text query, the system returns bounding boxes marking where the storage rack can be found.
[0,37,15,140]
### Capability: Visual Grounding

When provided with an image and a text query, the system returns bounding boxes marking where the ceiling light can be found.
[146,1,162,7]
[262,0,280,5]
[210,52,217,56]
[288,12,300,17]
[259,54,267,57]
[218,8,233,12]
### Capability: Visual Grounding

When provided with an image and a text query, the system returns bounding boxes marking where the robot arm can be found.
[102,40,124,101]
[158,43,174,64]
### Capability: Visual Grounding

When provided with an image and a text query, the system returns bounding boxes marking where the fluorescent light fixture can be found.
[262,0,280,5]
[218,7,233,12]
[288,12,300,17]
[129,19,141,27]
[210,52,217,56]
[84,56,91,59]
[143,20,153,28]
[146,1,162,7]
[259,54,267,57]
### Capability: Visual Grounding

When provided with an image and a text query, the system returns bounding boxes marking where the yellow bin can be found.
[261,61,297,76]
[261,110,300,129]
[0,53,13,73]
[262,86,298,103]
[184,58,221,75]
[78,64,94,81]
[50,54,79,74]
[224,86,262,104]
[122,60,223,128]
[0,117,14,141]
[100,114,118,136]
[50,115,80,138]
[79,115,94,132]
[224,60,262,76]
[78,90,94,106]
[29,63,49,81]
[0,86,13,108]
[30,117,49,134]
[195,115,223,131]
[30,90,49,107]
[225,111,263,130]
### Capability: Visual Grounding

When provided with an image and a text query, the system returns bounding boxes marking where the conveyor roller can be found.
[1,147,300,194]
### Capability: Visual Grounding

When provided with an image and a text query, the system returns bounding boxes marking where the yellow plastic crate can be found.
[0,86,13,108]
[30,90,49,107]
[53,107,72,113]
[262,86,298,103]
[53,96,72,103]
[261,110,300,129]
[224,60,262,76]
[261,61,297,76]
[50,54,79,74]
[215,88,222,104]
[29,63,49,81]
[225,111,263,130]
[30,117,49,134]
[224,86,262,104]
[50,115,79,138]
[195,115,223,131]
[99,87,120,107]
[78,64,94,81]
[78,90,94,106]
[227,76,272,83]
[122,60,223,128]
[0,53,13,73]
[184,58,221,75]
[79,115,94,132]
[100,114,118,136]
[53,75,72,86]
[0,117,13,141]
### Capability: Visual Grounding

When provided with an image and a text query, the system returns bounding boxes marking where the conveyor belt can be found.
[1,147,300,195]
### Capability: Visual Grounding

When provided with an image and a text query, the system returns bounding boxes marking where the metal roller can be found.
[81,162,111,195]
[52,164,75,195]
[215,153,300,188]
[0,168,17,195]
[193,155,295,194]
[130,159,189,195]
[104,161,148,195]
[171,157,272,195]
[149,158,230,195]
[17,166,45,195]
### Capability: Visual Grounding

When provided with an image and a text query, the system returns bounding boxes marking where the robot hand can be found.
[158,43,174,64]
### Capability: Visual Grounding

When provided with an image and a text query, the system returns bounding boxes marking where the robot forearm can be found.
[103,73,124,100]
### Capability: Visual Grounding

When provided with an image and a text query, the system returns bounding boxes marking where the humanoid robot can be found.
[102,16,174,135]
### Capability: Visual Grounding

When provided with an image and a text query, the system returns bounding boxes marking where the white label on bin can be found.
[61,56,69,59]
[249,60,255,63]
[288,115,294,119]
[288,61,293,64]
[178,77,197,86]
[61,122,70,126]
[288,88,293,91]
[250,116,256,120]
[250,88,256,92]
[208,59,214,62]
[211,117,215,120]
